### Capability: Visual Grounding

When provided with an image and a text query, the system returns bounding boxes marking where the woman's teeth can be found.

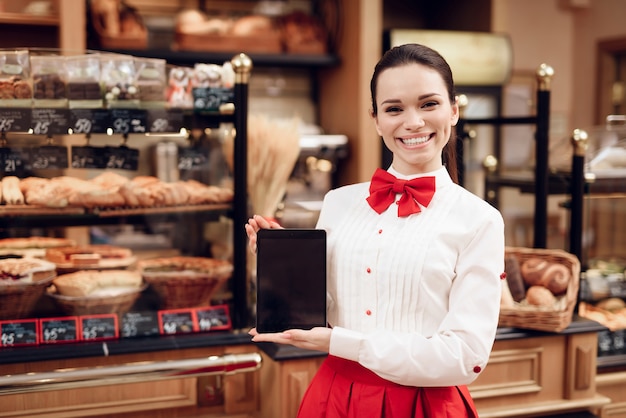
[401,135,430,145]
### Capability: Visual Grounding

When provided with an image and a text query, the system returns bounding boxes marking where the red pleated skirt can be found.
[297,355,479,418]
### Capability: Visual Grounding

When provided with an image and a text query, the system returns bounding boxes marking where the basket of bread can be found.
[500,246,581,332]
[137,256,233,309]
[46,270,146,316]
[0,258,57,319]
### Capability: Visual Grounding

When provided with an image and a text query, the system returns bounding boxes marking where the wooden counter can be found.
[0,319,617,418]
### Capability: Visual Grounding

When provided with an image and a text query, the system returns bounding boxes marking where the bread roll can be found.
[2,176,24,205]
[539,263,570,295]
[520,257,550,286]
[526,285,557,307]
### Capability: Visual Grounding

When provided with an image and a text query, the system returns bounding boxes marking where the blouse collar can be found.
[387,166,453,188]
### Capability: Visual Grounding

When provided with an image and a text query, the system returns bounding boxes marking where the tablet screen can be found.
[255,228,327,333]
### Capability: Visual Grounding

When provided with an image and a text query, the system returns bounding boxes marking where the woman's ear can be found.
[451,102,460,126]
[370,109,383,136]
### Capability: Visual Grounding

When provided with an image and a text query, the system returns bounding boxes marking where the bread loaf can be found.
[504,254,526,302]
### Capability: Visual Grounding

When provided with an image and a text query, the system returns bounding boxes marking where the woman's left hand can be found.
[248,327,332,353]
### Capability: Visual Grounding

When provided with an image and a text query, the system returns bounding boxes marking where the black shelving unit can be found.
[457,63,554,249]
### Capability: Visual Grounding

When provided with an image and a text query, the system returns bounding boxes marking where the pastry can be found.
[45,244,133,266]
[52,269,142,297]
[0,258,56,284]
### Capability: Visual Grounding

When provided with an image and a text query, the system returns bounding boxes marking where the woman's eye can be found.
[384,106,402,113]
[422,101,439,109]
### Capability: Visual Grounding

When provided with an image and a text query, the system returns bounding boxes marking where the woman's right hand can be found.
[244,214,283,253]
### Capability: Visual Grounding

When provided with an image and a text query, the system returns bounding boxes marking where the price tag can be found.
[195,304,231,332]
[158,309,197,335]
[29,145,69,170]
[1,319,39,346]
[110,109,147,135]
[192,87,234,112]
[69,109,110,135]
[0,108,31,132]
[146,108,184,133]
[104,146,139,171]
[31,108,71,136]
[39,317,80,343]
[0,147,29,175]
[178,146,209,171]
[80,314,118,341]
[71,145,106,169]
[120,311,160,338]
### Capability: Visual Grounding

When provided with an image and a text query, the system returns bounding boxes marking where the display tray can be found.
[0,205,85,216]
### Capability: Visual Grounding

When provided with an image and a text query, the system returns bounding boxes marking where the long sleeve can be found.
[317,167,505,387]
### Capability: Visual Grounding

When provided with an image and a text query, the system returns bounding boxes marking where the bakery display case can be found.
[0,48,265,417]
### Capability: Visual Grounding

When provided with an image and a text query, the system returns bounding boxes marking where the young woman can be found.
[245,43,505,418]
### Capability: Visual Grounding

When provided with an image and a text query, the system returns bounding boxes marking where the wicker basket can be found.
[500,246,581,332]
[46,284,147,316]
[143,269,232,310]
[0,273,56,320]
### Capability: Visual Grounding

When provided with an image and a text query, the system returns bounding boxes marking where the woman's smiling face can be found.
[373,63,459,175]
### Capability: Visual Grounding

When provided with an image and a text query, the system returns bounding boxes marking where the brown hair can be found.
[370,43,459,183]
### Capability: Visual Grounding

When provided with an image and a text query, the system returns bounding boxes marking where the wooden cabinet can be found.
[470,328,609,417]
[595,370,626,418]
[258,349,325,418]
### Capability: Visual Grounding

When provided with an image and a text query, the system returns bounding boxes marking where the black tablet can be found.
[255,228,327,333]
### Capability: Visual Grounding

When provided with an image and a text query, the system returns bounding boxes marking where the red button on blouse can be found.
[500,272,507,280]
[366,310,372,316]
[366,267,371,274]
[473,366,482,373]
[378,229,383,234]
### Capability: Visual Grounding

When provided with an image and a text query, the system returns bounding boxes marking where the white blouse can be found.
[316,166,505,387]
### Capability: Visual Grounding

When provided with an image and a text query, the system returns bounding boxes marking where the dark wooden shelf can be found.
[97,48,341,68]
[485,170,626,196]
[0,13,59,27]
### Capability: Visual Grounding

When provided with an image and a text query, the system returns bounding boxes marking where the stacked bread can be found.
[13,172,233,209]
[502,255,571,308]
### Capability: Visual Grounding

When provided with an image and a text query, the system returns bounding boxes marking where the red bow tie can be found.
[366,168,436,217]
